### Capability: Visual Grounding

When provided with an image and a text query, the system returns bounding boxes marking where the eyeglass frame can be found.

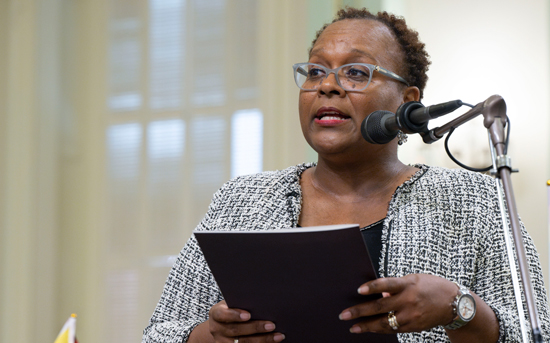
[292,62,410,92]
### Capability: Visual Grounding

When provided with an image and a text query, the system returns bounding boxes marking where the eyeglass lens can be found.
[295,64,372,91]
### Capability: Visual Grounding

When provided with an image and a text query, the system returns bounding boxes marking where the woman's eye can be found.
[346,67,370,80]
[308,68,325,78]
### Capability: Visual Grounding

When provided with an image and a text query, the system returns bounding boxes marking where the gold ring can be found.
[388,311,400,330]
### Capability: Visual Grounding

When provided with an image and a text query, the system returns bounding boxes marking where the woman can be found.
[143,8,550,343]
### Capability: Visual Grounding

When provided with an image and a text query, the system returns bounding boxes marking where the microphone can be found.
[361,100,463,144]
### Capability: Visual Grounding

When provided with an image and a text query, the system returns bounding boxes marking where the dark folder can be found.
[194,224,398,343]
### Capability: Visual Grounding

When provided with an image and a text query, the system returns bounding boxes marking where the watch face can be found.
[458,295,476,320]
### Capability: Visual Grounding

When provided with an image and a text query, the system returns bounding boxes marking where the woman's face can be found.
[299,19,415,157]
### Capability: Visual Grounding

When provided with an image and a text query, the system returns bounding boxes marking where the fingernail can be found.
[339,311,351,320]
[274,333,285,342]
[239,312,250,320]
[358,285,369,294]
[350,326,362,333]
[264,323,275,331]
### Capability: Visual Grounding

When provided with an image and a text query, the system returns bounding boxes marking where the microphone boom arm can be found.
[421,101,485,144]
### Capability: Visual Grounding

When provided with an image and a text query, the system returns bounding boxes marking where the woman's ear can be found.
[403,86,420,103]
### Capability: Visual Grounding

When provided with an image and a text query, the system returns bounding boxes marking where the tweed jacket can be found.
[143,163,550,342]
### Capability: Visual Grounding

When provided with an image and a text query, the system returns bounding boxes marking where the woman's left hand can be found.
[339,274,458,334]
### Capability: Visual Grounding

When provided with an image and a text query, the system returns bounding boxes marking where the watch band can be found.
[444,282,476,330]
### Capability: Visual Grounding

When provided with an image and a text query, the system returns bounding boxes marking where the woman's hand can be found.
[339,274,458,333]
[207,300,286,342]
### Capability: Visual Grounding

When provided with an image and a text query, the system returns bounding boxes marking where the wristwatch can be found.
[444,282,476,330]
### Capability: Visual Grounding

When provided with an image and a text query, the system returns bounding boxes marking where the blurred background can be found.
[1,0,549,342]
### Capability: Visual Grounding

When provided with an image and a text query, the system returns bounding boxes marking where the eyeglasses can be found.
[292,62,409,92]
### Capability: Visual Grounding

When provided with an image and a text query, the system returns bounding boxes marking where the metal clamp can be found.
[495,155,518,173]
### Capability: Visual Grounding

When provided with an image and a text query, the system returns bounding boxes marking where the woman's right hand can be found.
[208,301,285,342]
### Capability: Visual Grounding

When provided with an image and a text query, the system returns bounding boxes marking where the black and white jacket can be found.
[143,163,550,342]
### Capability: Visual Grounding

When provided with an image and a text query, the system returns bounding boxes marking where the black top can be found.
[360,218,384,278]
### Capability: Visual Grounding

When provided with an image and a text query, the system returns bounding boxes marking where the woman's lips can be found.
[315,108,350,126]
[314,116,350,125]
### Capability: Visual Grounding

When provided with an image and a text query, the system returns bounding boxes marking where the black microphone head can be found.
[361,110,397,144]
[395,101,426,133]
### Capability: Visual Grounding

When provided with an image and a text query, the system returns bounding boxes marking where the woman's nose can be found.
[317,72,345,96]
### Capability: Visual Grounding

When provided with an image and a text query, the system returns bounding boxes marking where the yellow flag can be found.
[54,314,77,343]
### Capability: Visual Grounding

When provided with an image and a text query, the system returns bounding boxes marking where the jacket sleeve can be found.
[474,197,550,343]
[142,185,228,343]
[141,235,224,343]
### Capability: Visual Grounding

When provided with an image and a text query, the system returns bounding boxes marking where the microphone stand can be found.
[423,95,543,343]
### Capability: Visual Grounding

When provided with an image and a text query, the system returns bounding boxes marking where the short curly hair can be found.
[310,7,431,100]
